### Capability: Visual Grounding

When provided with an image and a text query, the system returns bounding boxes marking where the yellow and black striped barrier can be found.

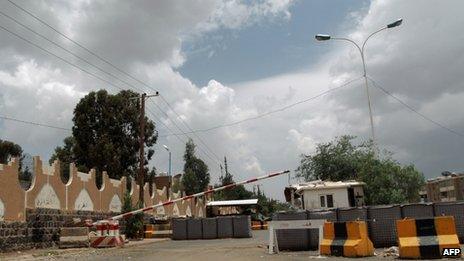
[396,216,461,259]
[319,221,374,257]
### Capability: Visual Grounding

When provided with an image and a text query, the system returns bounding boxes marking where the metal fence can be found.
[172,215,251,240]
[273,201,464,249]
[433,201,464,242]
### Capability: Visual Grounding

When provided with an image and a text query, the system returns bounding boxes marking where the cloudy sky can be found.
[1,0,463,200]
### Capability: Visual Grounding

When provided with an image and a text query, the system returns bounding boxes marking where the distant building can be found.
[284,180,365,210]
[421,172,464,202]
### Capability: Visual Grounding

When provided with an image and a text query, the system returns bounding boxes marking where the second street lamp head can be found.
[163,145,170,151]
[315,34,331,41]
[387,18,403,28]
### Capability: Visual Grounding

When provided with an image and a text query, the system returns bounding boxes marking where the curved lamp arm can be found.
[361,27,387,54]
[331,26,388,76]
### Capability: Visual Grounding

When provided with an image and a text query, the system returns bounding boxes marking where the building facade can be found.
[421,173,464,202]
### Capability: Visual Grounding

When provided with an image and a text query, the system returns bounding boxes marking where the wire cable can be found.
[0,24,129,93]
[159,94,224,163]
[0,10,223,166]
[0,10,144,94]
[6,0,229,170]
[367,76,464,138]
[0,115,71,131]
[159,76,364,137]
[149,100,225,168]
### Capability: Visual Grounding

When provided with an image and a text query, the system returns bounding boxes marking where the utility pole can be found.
[136,92,159,206]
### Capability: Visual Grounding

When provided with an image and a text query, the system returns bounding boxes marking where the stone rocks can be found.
[0,208,119,252]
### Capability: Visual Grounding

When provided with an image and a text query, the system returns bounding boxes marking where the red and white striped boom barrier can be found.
[92,170,290,225]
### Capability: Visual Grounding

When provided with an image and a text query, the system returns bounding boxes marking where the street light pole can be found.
[315,19,402,153]
[163,144,172,197]
[163,145,171,177]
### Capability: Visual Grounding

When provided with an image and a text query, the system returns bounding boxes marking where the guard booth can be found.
[206,199,258,217]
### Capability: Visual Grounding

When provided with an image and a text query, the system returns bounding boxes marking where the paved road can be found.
[3,231,460,260]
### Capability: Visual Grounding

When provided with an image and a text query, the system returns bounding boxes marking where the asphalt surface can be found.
[1,231,463,260]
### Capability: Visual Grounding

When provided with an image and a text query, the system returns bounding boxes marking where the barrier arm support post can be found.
[268,219,326,255]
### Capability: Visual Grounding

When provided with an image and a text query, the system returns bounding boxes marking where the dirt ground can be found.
[1,231,462,260]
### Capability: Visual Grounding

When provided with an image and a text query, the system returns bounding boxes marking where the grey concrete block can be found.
[232,215,251,238]
[434,201,464,242]
[187,218,202,240]
[171,218,188,240]
[273,211,309,251]
[401,203,434,218]
[368,205,401,247]
[202,218,217,239]
[217,216,233,238]
[337,207,368,221]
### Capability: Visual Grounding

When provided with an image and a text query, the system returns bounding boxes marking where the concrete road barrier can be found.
[401,203,434,218]
[202,218,217,239]
[368,205,401,248]
[233,215,251,238]
[172,218,188,240]
[187,218,203,240]
[397,216,461,259]
[434,201,464,242]
[320,221,374,257]
[217,216,233,238]
[273,211,310,251]
[337,207,367,222]
[308,210,337,250]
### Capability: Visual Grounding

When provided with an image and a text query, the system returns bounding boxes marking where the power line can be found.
[159,76,364,137]
[0,20,221,170]
[0,115,71,131]
[159,94,224,163]
[147,107,226,175]
[367,76,464,138]
[149,100,225,168]
[0,10,144,94]
[6,0,137,84]
[0,24,128,93]
[5,0,226,169]
[1,6,223,167]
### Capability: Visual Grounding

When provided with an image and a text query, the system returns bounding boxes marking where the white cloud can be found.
[196,0,294,32]
[0,59,83,156]
[2,0,464,202]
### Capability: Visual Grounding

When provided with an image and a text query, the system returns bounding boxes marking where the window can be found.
[327,195,334,208]
[320,195,326,208]
[319,194,334,208]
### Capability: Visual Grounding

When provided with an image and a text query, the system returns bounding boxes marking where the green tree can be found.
[214,156,255,201]
[121,191,143,239]
[181,139,210,195]
[0,139,22,164]
[49,136,75,183]
[254,189,290,218]
[296,135,425,205]
[53,89,157,187]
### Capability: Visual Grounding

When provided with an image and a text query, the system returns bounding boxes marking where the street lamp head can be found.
[387,18,403,28]
[163,145,170,151]
[315,34,331,41]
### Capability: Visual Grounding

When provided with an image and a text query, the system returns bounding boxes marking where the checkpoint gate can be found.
[268,219,325,255]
